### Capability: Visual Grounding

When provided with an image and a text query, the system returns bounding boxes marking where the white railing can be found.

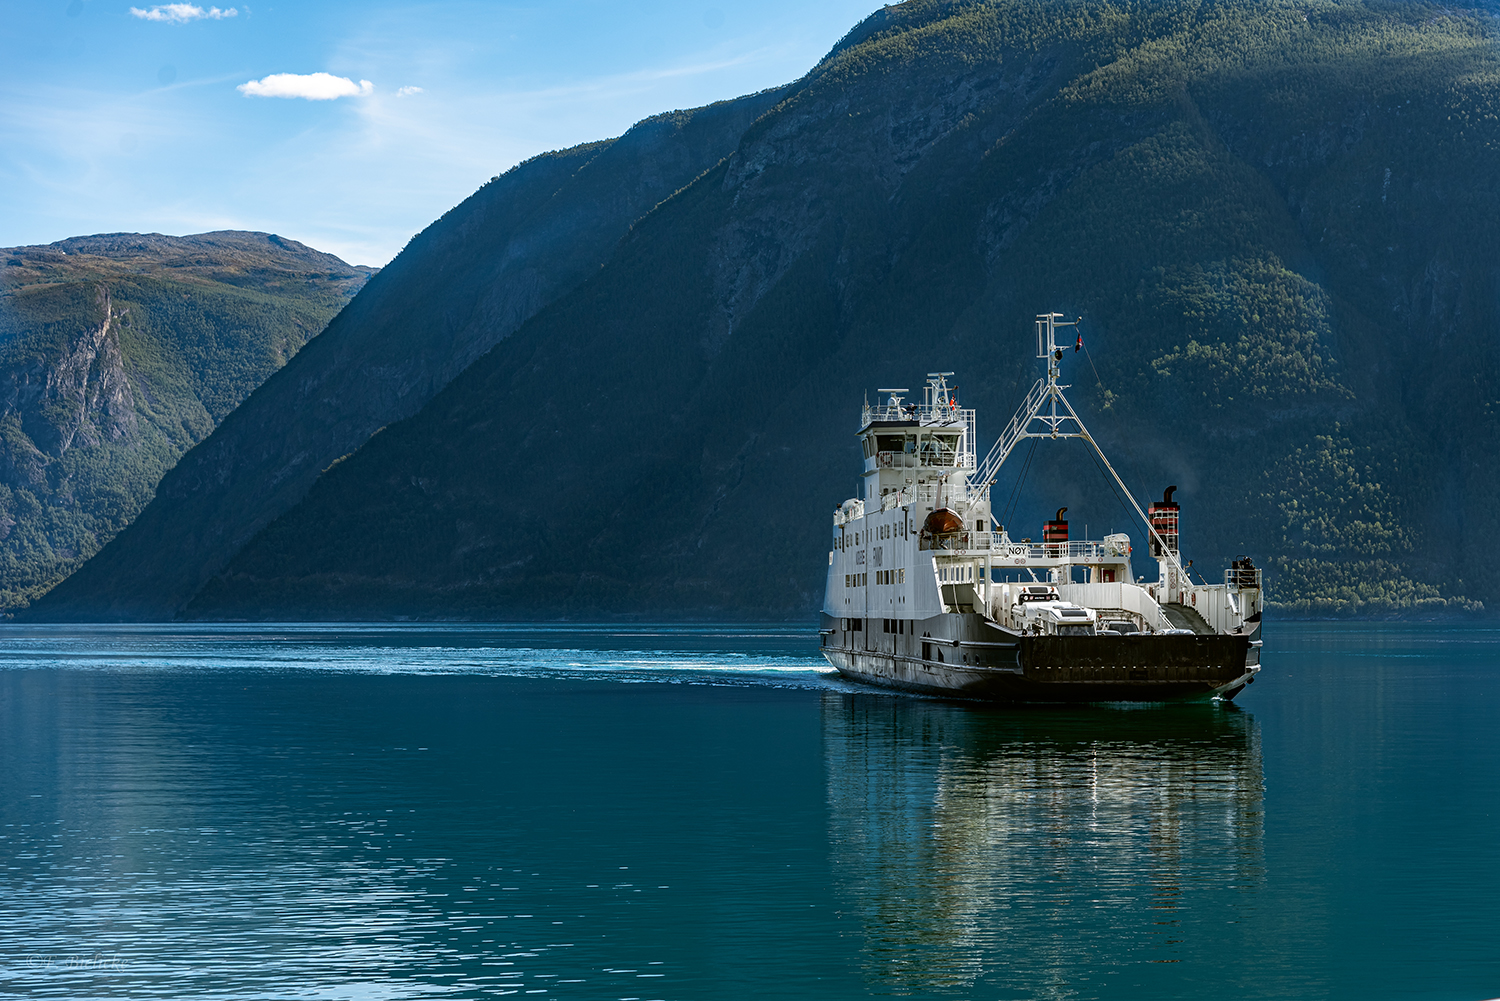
[862,401,974,429]
[1225,567,1262,589]
[872,449,975,471]
[925,535,1131,559]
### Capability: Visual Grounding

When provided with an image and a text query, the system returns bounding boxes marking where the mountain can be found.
[22,92,789,622]
[0,231,373,610]
[32,0,1500,622]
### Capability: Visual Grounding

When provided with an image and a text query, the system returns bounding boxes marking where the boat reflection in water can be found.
[824,692,1263,996]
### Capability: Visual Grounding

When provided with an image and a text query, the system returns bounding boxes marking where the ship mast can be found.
[971,313,1191,599]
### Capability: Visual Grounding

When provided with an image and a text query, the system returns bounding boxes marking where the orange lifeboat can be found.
[922,507,965,535]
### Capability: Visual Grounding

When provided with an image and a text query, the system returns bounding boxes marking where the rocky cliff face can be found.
[0,232,371,608]
[31,0,1500,621]
[6,288,136,457]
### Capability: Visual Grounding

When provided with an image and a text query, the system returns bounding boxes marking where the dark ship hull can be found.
[819,612,1260,703]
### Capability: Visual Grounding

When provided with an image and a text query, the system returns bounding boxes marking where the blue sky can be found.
[1,0,880,265]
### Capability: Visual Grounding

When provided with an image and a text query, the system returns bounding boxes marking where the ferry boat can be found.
[819,313,1263,702]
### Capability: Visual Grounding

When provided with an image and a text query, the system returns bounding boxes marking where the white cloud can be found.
[129,4,237,22]
[237,73,374,100]
[396,86,423,97]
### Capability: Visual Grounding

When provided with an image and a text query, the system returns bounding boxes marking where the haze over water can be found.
[0,623,1496,999]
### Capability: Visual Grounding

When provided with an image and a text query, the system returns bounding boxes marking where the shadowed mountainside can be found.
[25,90,788,620]
[31,0,1500,621]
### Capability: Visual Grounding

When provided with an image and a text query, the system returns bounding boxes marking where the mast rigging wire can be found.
[999,437,1038,529]
[1080,338,1106,390]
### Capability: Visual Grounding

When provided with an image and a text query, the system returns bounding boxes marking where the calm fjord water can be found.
[0,623,1496,1000]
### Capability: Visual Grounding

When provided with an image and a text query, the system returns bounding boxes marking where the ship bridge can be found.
[858,374,978,511]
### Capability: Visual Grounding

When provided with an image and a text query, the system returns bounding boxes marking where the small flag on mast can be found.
[1074,334,1082,353]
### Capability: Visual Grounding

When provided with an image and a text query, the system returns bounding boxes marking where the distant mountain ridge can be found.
[29,0,1500,621]
[24,92,789,620]
[0,231,372,609]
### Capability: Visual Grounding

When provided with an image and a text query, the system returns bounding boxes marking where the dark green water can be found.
[0,622,1496,999]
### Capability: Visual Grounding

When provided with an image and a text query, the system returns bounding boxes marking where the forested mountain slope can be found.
[0,232,372,609]
[25,91,789,621]
[36,0,1500,621]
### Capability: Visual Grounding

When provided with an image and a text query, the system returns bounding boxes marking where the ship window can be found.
[876,435,903,452]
